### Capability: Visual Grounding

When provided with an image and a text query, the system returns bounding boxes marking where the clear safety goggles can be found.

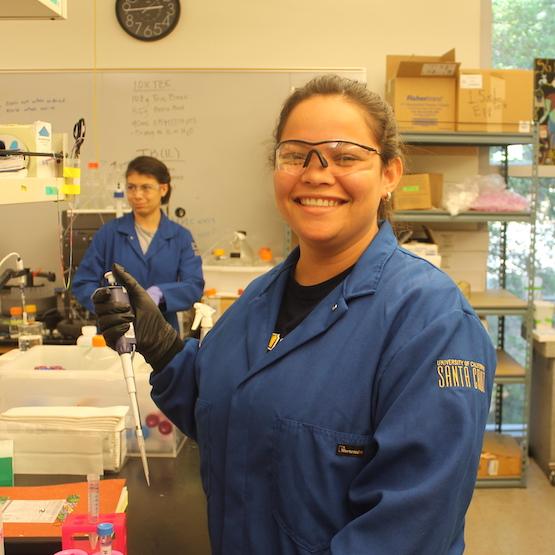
[274,139,382,177]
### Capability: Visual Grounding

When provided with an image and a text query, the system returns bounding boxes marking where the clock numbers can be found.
[116,0,180,42]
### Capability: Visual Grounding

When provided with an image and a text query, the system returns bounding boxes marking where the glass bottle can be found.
[231,230,254,265]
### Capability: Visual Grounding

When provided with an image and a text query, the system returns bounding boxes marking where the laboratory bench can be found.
[4,439,211,555]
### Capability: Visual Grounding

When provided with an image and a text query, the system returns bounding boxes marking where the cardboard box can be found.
[478,432,522,478]
[393,173,443,210]
[426,226,489,291]
[457,69,533,133]
[441,268,487,292]
[428,226,489,252]
[440,251,488,272]
[386,49,459,131]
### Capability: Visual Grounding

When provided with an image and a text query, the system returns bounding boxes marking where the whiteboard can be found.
[0,68,366,259]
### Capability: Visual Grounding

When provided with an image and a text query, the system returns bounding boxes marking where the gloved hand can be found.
[146,285,164,306]
[92,263,184,372]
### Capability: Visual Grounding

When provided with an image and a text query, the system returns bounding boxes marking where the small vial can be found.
[25,304,37,322]
[97,522,113,555]
[9,306,23,338]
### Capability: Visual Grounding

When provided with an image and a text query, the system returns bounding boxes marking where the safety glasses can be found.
[275,139,382,177]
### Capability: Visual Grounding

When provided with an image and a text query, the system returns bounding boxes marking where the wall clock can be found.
[115,0,180,42]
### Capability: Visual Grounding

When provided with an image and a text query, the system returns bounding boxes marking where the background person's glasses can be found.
[275,139,382,176]
[126,184,160,194]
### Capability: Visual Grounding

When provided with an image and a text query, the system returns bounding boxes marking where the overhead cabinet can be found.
[0,0,67,20]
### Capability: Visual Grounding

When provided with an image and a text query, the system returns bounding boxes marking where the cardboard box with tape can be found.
[386,49,459,131]
[457,69,533,133]
[393,173,443,210]
[478,432,522,479]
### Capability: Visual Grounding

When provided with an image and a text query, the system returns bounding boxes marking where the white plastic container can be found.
[534,300,555,330]
[77,325,98,347]
[0,346,185,457]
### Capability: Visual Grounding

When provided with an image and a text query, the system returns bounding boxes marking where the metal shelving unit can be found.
[399,129,539,488]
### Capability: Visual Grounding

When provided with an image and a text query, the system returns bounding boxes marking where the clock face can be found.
[115,0,181,42]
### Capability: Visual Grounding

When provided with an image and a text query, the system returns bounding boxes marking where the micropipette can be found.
[103,271,150,486]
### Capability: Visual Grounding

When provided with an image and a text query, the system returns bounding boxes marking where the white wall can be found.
[2,0,485,88]
[0,0,489,285]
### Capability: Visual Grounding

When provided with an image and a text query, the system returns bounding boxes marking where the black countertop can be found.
[4,440,211,555]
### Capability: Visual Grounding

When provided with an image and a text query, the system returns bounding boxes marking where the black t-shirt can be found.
[273,265,354,340]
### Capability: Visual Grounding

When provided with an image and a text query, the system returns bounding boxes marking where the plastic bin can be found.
[0,346,185,457]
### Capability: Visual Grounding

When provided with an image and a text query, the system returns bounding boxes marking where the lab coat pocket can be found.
[272,417,370,553]
[194,398,212,498]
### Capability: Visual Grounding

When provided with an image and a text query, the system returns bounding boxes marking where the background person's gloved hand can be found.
[92,263,184,372]
[146,285,164,306]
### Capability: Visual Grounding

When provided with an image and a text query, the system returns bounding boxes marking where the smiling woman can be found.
[91,75,496,555]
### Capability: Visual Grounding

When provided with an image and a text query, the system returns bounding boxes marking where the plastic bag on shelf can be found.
[442,177,480,216]
[469,174,530,212]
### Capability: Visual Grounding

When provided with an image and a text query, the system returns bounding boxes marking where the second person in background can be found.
[72,155,204,331]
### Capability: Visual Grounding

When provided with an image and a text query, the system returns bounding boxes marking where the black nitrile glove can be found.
[92,263,184,372]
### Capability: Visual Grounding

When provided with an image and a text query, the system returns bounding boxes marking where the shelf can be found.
[495,349,526,384]
[394,210,532,223]
[476,476,525,488]
[469,289,528,316]
[0,177,65,204]
[401,131,534,147]
[508,165,555,178]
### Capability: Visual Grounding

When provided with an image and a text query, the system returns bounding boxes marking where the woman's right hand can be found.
[92,263,184,372]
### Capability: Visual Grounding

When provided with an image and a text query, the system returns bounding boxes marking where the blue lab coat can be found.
[150,221,495,555]
[72,212,204,331]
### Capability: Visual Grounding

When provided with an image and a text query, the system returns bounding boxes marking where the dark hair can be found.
[125,155,172,205]
[273,74,405,221]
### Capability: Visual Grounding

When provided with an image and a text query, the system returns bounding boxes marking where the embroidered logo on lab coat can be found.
[267,332,280,351]
[336,444,365,458]
[436,359,486,393]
